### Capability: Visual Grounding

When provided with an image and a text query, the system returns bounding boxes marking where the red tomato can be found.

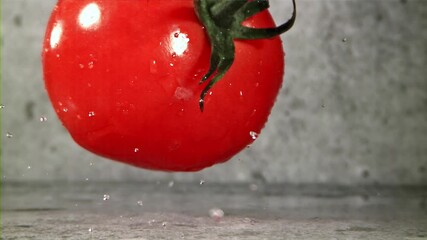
[42,0,285,171]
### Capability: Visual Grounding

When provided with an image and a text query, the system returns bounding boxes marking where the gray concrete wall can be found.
[2,0,427,185]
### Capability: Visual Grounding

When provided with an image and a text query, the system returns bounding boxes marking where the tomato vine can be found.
[194,0,296,111]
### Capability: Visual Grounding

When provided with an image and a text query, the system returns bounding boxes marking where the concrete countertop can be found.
[2,182,427,239]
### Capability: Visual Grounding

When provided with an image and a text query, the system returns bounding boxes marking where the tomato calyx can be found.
[194,0,296,111]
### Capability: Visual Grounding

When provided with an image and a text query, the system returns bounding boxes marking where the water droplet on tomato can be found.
[150,60,158,73]
[88,111,95,117]
[174,32,179,38]
[103,194,110,201]
[209,208,224,220]
[134,148,140,153]
[249,131,258,140]
[174,87,193,100]
[239,91,243,96]
[171,52,177,58]
[62,108,68,113]
[168,181,174,188]
[137,200,143,206]
[88,61,94,69]
[6,132,13,138]
[79,64,85,69]
[169,63,174,67]
[56,54,60,58]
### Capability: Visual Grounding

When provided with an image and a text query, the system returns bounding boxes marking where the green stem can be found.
[194,0,296,111]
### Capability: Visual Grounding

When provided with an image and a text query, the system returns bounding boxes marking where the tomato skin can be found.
[42,0,285,171]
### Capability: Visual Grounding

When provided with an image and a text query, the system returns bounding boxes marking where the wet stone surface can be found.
[2,182,427,239]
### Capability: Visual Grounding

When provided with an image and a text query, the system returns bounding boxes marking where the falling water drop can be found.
[137,200,143,206]
[342,37,347,42]
[6,132,13,138]
[199,180,205,185]
[0,104,5,109]
[103,194,110,201]
[40,116,48,122]
[162,222,167,227]
[168,181,175,188]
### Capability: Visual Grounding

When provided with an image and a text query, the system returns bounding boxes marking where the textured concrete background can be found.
[1,0,427,185]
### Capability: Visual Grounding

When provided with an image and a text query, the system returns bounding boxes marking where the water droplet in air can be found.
[162,222,167,227]
[342,37,347,42]
[103,194,110,201]
[27,165,31,170]
[168,181,175,188]
[249,131,258,140]
[199,180,205,185]
[6,132,13,138]
[88,227,93,232]
[148,219,156,225]
[40,116,48,122]
[85,178,89,181]
[0,104,5,109]
[209,208,224,220]
[249,183,258,191]
[137,200,143,206]
[88,111,95,117]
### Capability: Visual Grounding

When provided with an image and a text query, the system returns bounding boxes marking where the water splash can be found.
[209,208,224,220]
[249,131,258,140]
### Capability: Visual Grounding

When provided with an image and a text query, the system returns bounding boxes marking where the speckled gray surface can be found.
[2,182,427,239]
[2,0,427,184]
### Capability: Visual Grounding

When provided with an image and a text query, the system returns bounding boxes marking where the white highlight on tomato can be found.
[170,31,189,56]
[78,3,101,29]
[50,22,63,49]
